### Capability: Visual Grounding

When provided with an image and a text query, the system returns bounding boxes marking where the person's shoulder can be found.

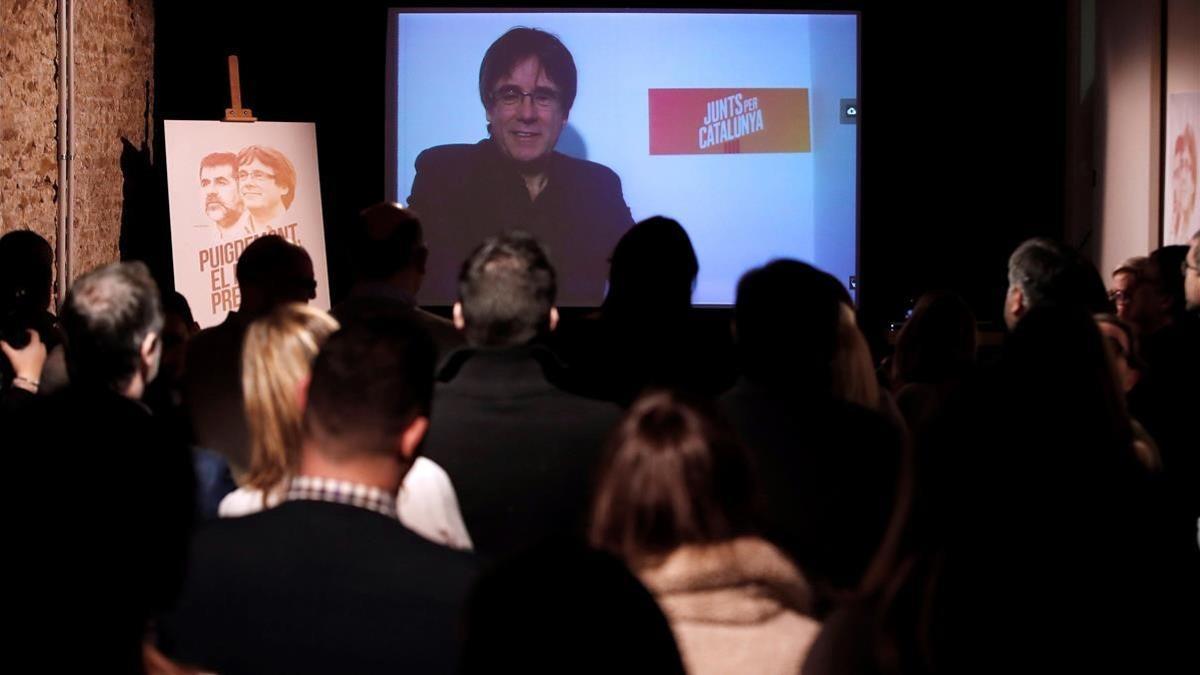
[345,503,479,581]
[414,306,456,332]
[558,383,623,411]
[176,511,274,582]
[414,142,485,172]
[190,312,243,344]
[61,386,155,428]
[548,382,624,427]
[555,151,622,184]
[395,520,479,571]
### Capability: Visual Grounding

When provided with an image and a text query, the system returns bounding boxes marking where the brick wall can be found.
[0,0,154,286]
[0,0,59,246]
[71,0,154,280]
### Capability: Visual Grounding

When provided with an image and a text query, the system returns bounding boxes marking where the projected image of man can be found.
[237,145,298,233]
[408,27,634,305]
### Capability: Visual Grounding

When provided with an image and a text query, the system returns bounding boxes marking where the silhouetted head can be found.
[0,229,54,314]
[353,202,427,286]
[733,259,851,394]
[892,291,977,386]
[602,216,698,319]
[1148,245,1190,322]
[236,235,316,317]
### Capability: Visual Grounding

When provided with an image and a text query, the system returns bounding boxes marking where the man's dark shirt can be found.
[407,139,633,305]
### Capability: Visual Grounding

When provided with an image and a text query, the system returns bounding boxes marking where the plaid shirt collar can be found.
[285,475,398,519]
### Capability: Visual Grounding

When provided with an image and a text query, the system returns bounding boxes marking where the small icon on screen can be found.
[840,99,859,124]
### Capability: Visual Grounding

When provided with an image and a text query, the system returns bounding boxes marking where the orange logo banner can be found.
[648,88,811,155]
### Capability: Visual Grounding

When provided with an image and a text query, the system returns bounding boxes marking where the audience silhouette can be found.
[5,182,1195,675]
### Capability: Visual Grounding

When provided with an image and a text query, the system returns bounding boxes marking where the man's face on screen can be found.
[487,56,568,166]
[239,158,288,213]
[200,164,243,228]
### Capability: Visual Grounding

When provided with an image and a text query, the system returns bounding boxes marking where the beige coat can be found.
[639,537,821,675]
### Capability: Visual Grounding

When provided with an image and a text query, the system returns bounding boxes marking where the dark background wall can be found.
[151,1,1070,348]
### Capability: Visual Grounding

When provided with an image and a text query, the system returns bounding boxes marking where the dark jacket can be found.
[407,139,633,305]
[157,500,478,675]
[423,344,622,559]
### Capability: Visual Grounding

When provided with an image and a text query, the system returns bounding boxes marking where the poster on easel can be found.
[1163,92,1200,247]
[163,120,331,328]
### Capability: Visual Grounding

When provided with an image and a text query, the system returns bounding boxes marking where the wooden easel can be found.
[223,55,256,122]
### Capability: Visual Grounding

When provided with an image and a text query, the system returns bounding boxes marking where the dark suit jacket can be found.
[423,345,622,559]
[157,500,479,675]
[407,139,633,305]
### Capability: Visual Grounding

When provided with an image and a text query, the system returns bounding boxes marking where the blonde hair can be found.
[241,303,339,499]
[831,303,881,410]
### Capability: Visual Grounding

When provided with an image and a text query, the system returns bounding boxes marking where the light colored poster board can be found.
[1164,92,1200,246]
[164,120,330,327]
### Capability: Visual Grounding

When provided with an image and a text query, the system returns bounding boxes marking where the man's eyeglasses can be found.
[239,169,276,182]
[490,85,560,109]
[1108,289,1132,303]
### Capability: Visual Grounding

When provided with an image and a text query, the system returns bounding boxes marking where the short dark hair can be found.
[236,234,315,303]
[479,27,578,114]
[303,310,436,458]
[1007,237,1108,313]
[733,259,850,391]
[458,231,557,347]
[354,202,426,282]
[589,391,758,568]
[236,145,297,209]
[199,152,238,179]
[61,261,163,390]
